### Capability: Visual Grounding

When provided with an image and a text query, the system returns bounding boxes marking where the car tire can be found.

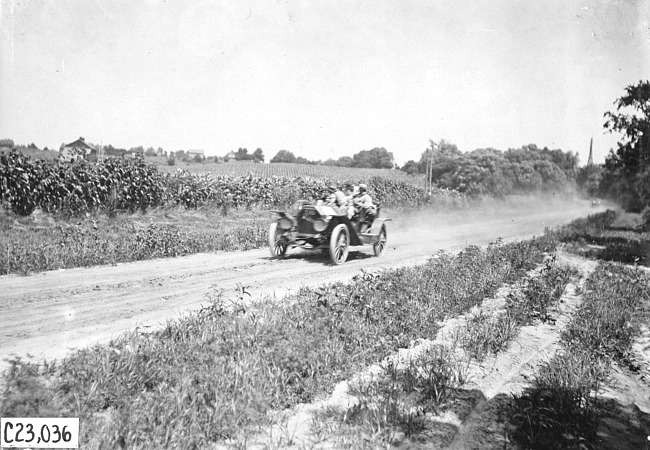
[268,222,288,258]
[373,225,387,257]
[329,223,349,265]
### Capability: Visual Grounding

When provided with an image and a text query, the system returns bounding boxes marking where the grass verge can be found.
[555,209,650,266]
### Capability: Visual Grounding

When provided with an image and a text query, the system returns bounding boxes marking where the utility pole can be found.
[587,137,594,167]
[426,141,438,194]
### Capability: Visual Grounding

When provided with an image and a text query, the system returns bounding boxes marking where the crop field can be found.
[2,206,650,449]
[153,158,425,186]
[1,149,457,215]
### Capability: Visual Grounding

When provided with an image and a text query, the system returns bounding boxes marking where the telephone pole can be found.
[426,141,438,194]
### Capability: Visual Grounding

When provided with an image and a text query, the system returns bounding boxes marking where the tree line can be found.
[400,141,579,196]
[270,147,395,169]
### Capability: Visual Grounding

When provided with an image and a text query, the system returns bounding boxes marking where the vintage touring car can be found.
[268,202,389,265]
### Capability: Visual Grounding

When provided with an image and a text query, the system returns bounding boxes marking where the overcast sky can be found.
[1,0,648,165]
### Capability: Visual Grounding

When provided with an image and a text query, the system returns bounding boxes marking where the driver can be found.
[317,185,336,206]
[325,183,350,214]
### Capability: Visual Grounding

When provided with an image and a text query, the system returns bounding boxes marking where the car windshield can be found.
[312,205,339,216]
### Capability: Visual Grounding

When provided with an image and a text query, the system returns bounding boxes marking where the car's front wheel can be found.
[329,224,349,265]
[373,225,387,257]
[268,222,288,258]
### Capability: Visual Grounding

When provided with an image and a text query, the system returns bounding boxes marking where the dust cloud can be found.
[385,194,609,250]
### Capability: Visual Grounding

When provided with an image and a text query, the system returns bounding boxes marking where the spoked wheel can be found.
[329,224,349,265]
[373,225,387,257]
[268,223,288,258]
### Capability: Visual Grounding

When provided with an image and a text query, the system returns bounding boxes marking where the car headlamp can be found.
[278,217,294,230]
[313,218,328,232]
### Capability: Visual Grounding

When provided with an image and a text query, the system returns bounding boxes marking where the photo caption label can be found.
[1,418,79,448]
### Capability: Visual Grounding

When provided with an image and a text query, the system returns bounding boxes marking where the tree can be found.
[337,156,353,167]
[271,150,296,163]
[601,80,650,211]
[351,147,394,169]
[235,148,252,161]
[401,160,420,175]
[252,148,264,162]
[418,139,462,178]
[145,147,156,156]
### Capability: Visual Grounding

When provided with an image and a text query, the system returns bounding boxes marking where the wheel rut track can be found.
[447,253,598,450]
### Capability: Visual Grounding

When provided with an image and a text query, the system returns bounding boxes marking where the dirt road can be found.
[0,199,602,371]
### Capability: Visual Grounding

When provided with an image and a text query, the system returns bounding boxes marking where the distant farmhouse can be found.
[187,149,205,161]
[59,137,97,162]
[224,151,237,162]
[59,137,143,162]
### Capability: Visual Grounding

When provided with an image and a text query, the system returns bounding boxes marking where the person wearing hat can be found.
[352,183,376,229]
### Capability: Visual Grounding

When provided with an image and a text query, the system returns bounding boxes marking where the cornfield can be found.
[0,150,463,216]
[156,160,424,186]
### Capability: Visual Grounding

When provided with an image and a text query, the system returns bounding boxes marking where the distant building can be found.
[224,151,237,162]
[187,149,205,161]
[59,137,96,162]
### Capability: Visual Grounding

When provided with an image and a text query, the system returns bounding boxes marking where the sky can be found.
[0,0,648,166]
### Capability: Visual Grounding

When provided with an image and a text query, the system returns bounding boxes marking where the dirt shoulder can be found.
[0,200,599,372]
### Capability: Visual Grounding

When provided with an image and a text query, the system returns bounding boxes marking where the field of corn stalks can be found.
[1,150,453,217]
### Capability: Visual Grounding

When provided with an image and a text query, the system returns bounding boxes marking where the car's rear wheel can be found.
[268,222,288,258]
[373,225,387,257]
[329,224,349,265]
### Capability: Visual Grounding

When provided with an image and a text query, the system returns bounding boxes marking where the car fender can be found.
[271,211,298,232]
[366,218,391,235]
[325,216,364,246]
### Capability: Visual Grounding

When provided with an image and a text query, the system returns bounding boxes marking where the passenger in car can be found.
[353,184,377,226]
[341,183,356,218]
